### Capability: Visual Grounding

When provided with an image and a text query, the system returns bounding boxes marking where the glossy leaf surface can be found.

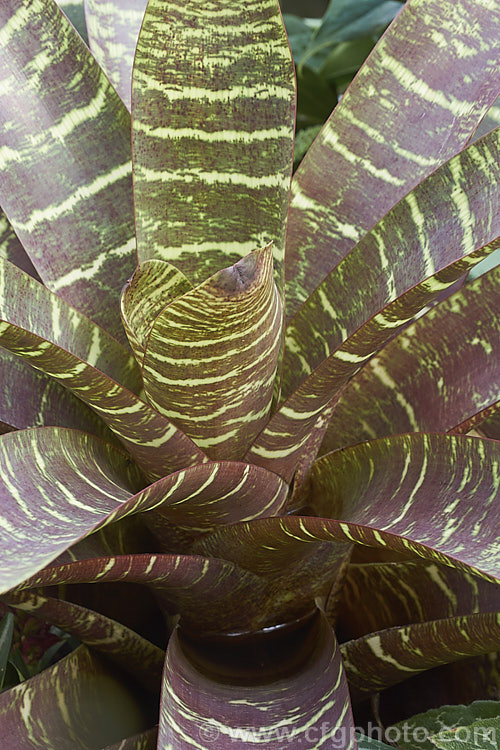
[285,0,500,317]
[132,0,295,291]
[0,0,136,341]
[159,614,357,749]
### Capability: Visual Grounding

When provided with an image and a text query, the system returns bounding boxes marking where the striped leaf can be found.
[131,0,295,292]
[0,645,149,749]
[337,561,500,640]
[84,0,148,109]
[142,245,283,460]
[0,210,39,280]
[3,591,165,689]
[341,612,500,698]
[284,0,500,318]
[121,461,288,548]
[60,459,289,550]
[0,0,136,342]
[0,259,206,478]
[14,554,274,636]
[120,259,193,367]
[0,348,118,443]
[320,266,500,454]
[309,433,500,582]
[248,127,500,479]
[0,431,287,612]
[160,614,357,749]
[203,434,500,583]
[0,427,144,593]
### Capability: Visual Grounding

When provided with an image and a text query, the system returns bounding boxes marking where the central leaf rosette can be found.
[121,243,282,460]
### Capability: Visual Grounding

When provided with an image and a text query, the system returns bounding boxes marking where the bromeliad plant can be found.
[0,0,499,747]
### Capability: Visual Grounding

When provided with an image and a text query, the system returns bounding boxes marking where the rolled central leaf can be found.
[142,244,282,460]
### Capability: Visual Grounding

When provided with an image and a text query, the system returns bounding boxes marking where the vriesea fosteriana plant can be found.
[0,0,499,747]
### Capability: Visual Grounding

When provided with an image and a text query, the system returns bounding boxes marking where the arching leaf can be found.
[3,591,164,689]
[14,554,273,636]
[0,0,136,341]
[249,126,500,479]
[0,259,205,479]
[337,561,500,640]
[321,266,500,453]
[0,348,118,443]
[341,612,500,698]
[0,645,149,749]
[204,434,500,582]
[284,0,500,317]
[0,427,142,593]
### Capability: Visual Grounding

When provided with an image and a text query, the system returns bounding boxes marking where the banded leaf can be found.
[118,461,288,548]
[0,427,143,593]
[84,0,148,109]
[249,128,500,478]
[284,0,500,317]
[0,0,136,341]
[14,554,275,636]
[309,433,500,581]
[120,259,193,367]
[0,259,206,478]
[341,612,500,698]
[160,614,357,749]
[285,127,500,397]
[131,0,295,291]
[0,430,281,595]
[320,266,500,454]
[3,591,165,689]
[0,348,118,443]
[50,459,289,550]
[0,645,149,749]
[142,245,283,460]
[337,561,500,639]
[206,434,500,582]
